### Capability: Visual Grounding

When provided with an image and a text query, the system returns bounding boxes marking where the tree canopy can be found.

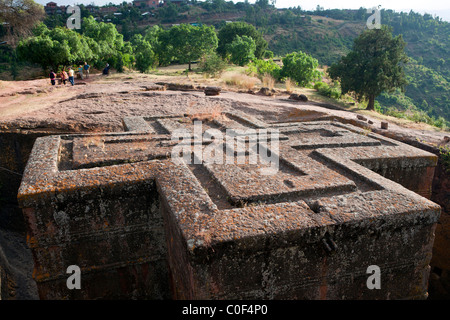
[16,18,128,72]
[281,51,321,86]
[81,16,124,66]
[217,21,267,59]
[226,35,256,66]
[17,24,94,71]
[7,3,447,126]
[131,34,156,73]
[158,24,218,70]
[328,26,409,110]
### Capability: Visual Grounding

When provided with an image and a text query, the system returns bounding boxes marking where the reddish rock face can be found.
[431,160,450,272]
[18,112,441,300]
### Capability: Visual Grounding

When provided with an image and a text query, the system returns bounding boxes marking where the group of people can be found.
[49,62,91,86]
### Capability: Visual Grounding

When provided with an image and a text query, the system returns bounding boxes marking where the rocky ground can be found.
[1,71,449,145]
[0,70,448,300]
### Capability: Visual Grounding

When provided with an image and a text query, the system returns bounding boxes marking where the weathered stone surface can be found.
[0,266,16,300]
[155,82,196,91]
[357,115,367,121]
[0,131,59,232]
[0,266,6,300]
[18,112,441,300]
[431,158,450,273]
[204,86,221,96]
[258,87,276,96]
[141,84,166,91]
[299,94,308,102]
[289,93,308,102]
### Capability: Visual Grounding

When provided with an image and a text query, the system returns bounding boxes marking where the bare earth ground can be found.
[0,69,448,300]
[0,70,449,145]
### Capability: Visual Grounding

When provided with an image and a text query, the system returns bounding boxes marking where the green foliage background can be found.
[1,1,448,126]
[226,35,256,66]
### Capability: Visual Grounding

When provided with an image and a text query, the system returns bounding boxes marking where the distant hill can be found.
[254,8,449,123]
[40,3,450,123]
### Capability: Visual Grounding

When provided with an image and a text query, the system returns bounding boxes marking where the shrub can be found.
[440,146,450,172]
[264,50,274,59]
[281,51,322,87]
[314,81,328,91]
[315,81,341,99]
[410,110,432,124]
[433,116,447,129]
[225,73,257,90]
[199,53,227,77]
[262,73,275,89]
[285,77,295,93]
[249,58,281,80]
[328,87,341,99]
[245,63,257,77]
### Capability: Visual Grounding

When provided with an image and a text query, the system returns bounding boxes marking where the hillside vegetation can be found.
[251,7,449,125]
[1,1,448,127]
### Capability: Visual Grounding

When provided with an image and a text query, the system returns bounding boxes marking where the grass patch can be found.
[285,77,295,93]
[223,72,259,90]
[261,73,275,90]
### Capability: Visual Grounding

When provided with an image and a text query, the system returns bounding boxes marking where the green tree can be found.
[250,58,281,79]
[217,21,267,59]
[255,0,271,9]
[17,35,65,71]
[47,27,95,63]
[117,41,134,71]
[328,26,409,111]
[78,4,93,19]
[42,12,66,29]
[144,25,164,48]
[16,25,94,72]
[281,51,321,86]
[81,16,124,69]
[131,34,156,73]
[158,24,218,70]
[199,52,227,77]
[158,2,179,22]
[226,35,256,66]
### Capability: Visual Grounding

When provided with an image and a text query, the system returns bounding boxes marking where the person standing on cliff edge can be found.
[83,62,90,79]
[49,70,56,85]
[68,67,75,86]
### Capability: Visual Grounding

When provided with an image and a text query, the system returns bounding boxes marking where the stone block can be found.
[357,115,367,121]
[204,87,221,96]
[289,93,308,102]
[18,112,441,299]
